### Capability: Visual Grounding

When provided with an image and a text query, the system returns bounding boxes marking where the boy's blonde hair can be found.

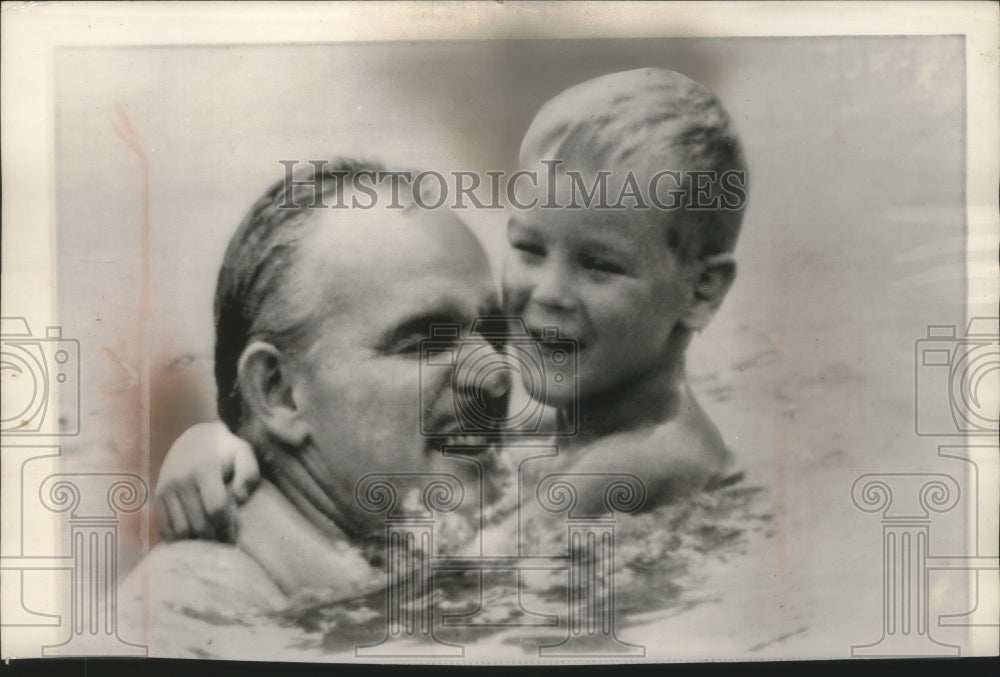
[519,68,748,260]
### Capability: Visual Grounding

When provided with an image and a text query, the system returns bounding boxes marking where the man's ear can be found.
[683,253,736,332]
[236,341,310,447]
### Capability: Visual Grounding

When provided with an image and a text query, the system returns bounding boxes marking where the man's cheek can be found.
[365,363,424,426]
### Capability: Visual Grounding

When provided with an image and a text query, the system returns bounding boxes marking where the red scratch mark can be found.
[109,104,152,550]
[109,105,148,162]
[100,346,139,393]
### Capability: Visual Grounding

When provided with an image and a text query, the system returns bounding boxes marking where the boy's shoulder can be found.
[651,386,732,472]
[565,390,732,509]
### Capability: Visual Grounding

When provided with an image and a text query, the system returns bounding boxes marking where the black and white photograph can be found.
[1,1,997,666]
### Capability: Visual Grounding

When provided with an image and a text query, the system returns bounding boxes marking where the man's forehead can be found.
[302,207,437,278]
[384,280,499,321]
[308,204,414,248]
[341,269,499,344]
[298,205,495,315]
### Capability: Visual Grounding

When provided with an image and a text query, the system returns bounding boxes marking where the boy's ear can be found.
[683,253,736,331]
[236,341,310,448]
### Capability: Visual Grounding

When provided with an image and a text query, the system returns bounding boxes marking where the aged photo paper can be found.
[1,0,997,664]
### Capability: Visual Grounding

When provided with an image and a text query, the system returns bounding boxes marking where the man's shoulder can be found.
[121,539,287,619]
[117,541,287,657]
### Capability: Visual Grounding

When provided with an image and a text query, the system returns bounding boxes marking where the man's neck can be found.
[236,479,381,598]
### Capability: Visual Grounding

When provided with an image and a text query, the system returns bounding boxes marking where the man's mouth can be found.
[443,433,493,447]
[424,425,496,451]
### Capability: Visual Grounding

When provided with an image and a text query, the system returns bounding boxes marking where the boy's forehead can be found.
[511,200,676,250]
[537,164,684,195]
[513,166,685,224]
[520,135,689,182]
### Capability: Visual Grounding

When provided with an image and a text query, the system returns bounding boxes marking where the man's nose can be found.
[454,338,512,410]
[531,260,578,312]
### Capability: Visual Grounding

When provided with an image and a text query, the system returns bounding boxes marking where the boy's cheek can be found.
[500,254,537,306]
[500,281,530,315]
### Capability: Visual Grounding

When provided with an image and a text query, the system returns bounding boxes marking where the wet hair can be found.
[214,157,398,431]
[519,68,749,260]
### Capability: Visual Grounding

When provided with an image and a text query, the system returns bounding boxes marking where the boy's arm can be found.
[154,422,260,542]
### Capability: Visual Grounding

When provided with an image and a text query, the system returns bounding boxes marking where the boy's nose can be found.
[531,264,578,312]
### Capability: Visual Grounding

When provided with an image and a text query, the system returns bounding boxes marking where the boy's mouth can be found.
[527,326,586,352]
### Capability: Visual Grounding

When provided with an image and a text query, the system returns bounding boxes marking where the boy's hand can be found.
[154,421,260,543]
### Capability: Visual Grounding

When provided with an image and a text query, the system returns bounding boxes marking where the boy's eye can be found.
[512,240,546,261]
[579,253,626,276]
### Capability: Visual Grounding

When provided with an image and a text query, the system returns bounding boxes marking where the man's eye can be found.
[579,254,626,276]
[392,333,425,355]
[388,327,441,355]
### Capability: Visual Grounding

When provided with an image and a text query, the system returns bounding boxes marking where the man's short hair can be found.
[214,157,395,431]
[519,67,749,260]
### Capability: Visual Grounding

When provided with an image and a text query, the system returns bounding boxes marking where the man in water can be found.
[120,159,510,655]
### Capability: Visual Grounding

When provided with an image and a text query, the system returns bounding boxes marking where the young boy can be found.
[155,67,747,540]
